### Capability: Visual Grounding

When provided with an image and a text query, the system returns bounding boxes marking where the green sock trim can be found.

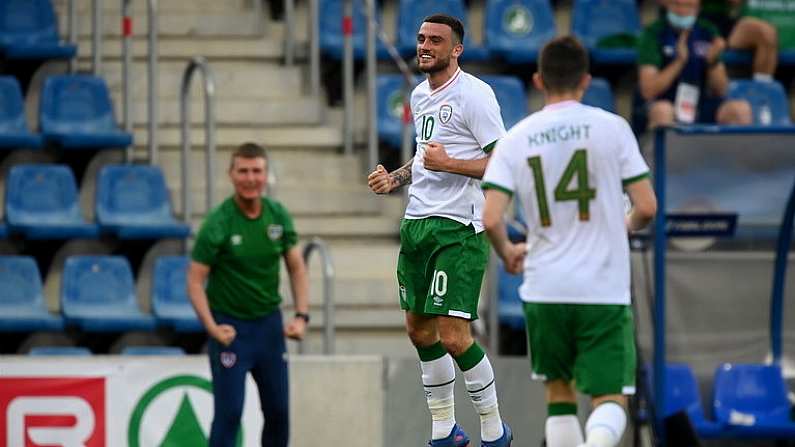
[548,402,578,416]
[416,341,447,362]
[454,342,485,371]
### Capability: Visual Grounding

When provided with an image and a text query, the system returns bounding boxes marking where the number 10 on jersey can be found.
[528,149,596,227]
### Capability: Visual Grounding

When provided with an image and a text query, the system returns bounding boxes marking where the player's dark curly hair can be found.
[423,14,465,44]
[538,36,590,94]
[230,142,268,169]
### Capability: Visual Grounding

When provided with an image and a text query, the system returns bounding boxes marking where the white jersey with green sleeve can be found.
[406,68,506,232]
[482,100,649,305]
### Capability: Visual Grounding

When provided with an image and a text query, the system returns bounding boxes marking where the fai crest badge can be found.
[220,351,237,368]
[268,224,284,240]
[439,104,453,124]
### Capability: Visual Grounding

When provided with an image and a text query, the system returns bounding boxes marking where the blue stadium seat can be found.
[396,0,490,61]
[713,363,795,438]
[5,164,99,239]
[0,256,63,331]
[0,224,6,239]
[152,256,203,332]
[662,363,724,438]
[0,0,77,60]
[497,265,524,330]
[571,0,640,65]
[479,75,528,129]
[727,80,792,126]
[61,255,156,332]
[39,75,133,149]
[377,74,423,149]
[581,77,616,113]
[28,346,91,356]
[121,346,186,356]
[95,165,190,240]
[319,0,388,60]
[0,76,42,149]
[484,0,556,64]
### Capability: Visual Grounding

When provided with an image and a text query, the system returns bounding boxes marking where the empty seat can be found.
[727,80,792,126]
[581,77,616,113]
[484,0,556,64]
[713,363,795,438]
[39,75,133,149]
[479,75,528,129]
[0,76,42,149]
[0,255,63,331]
[396,0,490,61]
[497,266,524,330]
[663,363,724,438]
[571,0,640,65]
[28,346,91,356]
[319,0,387,60]
[0,224,6,238]
[121,346,186,356]
[95,165,191,240]
[152,255,202,332]
[61,255,156,332]
[377,74,423,149]
[5,164,99,239]
[0,0,77,60]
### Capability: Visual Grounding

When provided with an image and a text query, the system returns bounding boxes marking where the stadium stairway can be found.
[55,0,412,355]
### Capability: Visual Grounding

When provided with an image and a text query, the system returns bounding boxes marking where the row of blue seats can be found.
[322,0,795,67]
[28,345,187,356]
[0,254,200,333]
[322,0,638,64]
[377,73,791,149]
[0,164,189,240]
[663,362,795,439]
[0,0,76,61]
[0,74,132,150]
[377,74,615,148]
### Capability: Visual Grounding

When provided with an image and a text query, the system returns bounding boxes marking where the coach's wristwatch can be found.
[294,312,310,323]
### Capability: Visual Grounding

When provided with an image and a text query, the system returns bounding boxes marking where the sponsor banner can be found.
[0,357,262,446]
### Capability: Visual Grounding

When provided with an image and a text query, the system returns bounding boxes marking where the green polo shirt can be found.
[192,196,298,319]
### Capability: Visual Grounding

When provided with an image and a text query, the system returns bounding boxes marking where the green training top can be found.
[191,196,298,319]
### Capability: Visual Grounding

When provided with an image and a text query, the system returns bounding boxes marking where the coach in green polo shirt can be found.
[187,142,310,447]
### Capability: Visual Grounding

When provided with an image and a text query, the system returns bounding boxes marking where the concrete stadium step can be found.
[55,0,249,15]
[64,12,264,38]
[288,329,413,356]
[98,60,304,100]
[133,126,343,152]
[293,215,401,239]
[115,96,325,127]
[282,306,404,331]
[75,36,283,61]
[156,150,363,187]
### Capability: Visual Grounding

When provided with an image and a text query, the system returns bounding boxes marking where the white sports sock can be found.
[421,354,457,440]
[754,72,774,82]
[463,355,504,442]
[545,415,584,447]
[584,402,627,447]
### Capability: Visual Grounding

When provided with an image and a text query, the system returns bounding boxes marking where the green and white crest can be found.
[503,5,533,36]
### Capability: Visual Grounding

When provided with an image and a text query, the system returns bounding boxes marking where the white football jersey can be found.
[405,68,506,232]
[483,101,649,305]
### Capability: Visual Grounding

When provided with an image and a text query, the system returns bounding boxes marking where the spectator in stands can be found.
[699,0,778,80]
[639,0,753,128]
[187,142,310,447]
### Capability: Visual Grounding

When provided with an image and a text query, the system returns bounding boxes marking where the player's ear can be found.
[452,42,463,58]
[578,73,592,95]
[532,72,544,92]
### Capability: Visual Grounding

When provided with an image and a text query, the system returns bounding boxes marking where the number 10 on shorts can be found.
[430,270,448,305]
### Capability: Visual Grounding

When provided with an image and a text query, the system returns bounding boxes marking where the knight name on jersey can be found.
[528,124,592,148]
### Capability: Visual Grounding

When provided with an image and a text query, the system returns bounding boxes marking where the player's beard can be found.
[417,52,451,74]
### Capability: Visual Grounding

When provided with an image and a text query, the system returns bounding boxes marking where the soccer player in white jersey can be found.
[482,36,657,447]
[367,14,512,447]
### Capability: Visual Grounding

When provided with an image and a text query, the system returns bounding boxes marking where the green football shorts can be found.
[523,302,637,396]
[397,217,489,320]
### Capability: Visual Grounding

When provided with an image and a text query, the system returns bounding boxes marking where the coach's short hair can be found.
[538,36,590,94]
[230,142,268,169]
[422,14,465,44]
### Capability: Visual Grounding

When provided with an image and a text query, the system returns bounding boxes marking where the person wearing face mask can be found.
[638,0,753,129]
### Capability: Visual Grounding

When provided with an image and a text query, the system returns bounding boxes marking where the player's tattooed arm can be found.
[389,157,414,188]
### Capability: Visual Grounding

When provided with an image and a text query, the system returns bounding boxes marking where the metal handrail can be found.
[299,238,336,355]
[147,0,159,164]
[92,0,102,75]
[284,0,295,66]
[180,57,217,247]
[121,0,133,162]
[67,0,76,73]
[343,0,354,155]
[308,0,320,97]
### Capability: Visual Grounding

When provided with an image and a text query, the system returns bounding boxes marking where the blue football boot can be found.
[428,423,470,447]
[481,422,512,447]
